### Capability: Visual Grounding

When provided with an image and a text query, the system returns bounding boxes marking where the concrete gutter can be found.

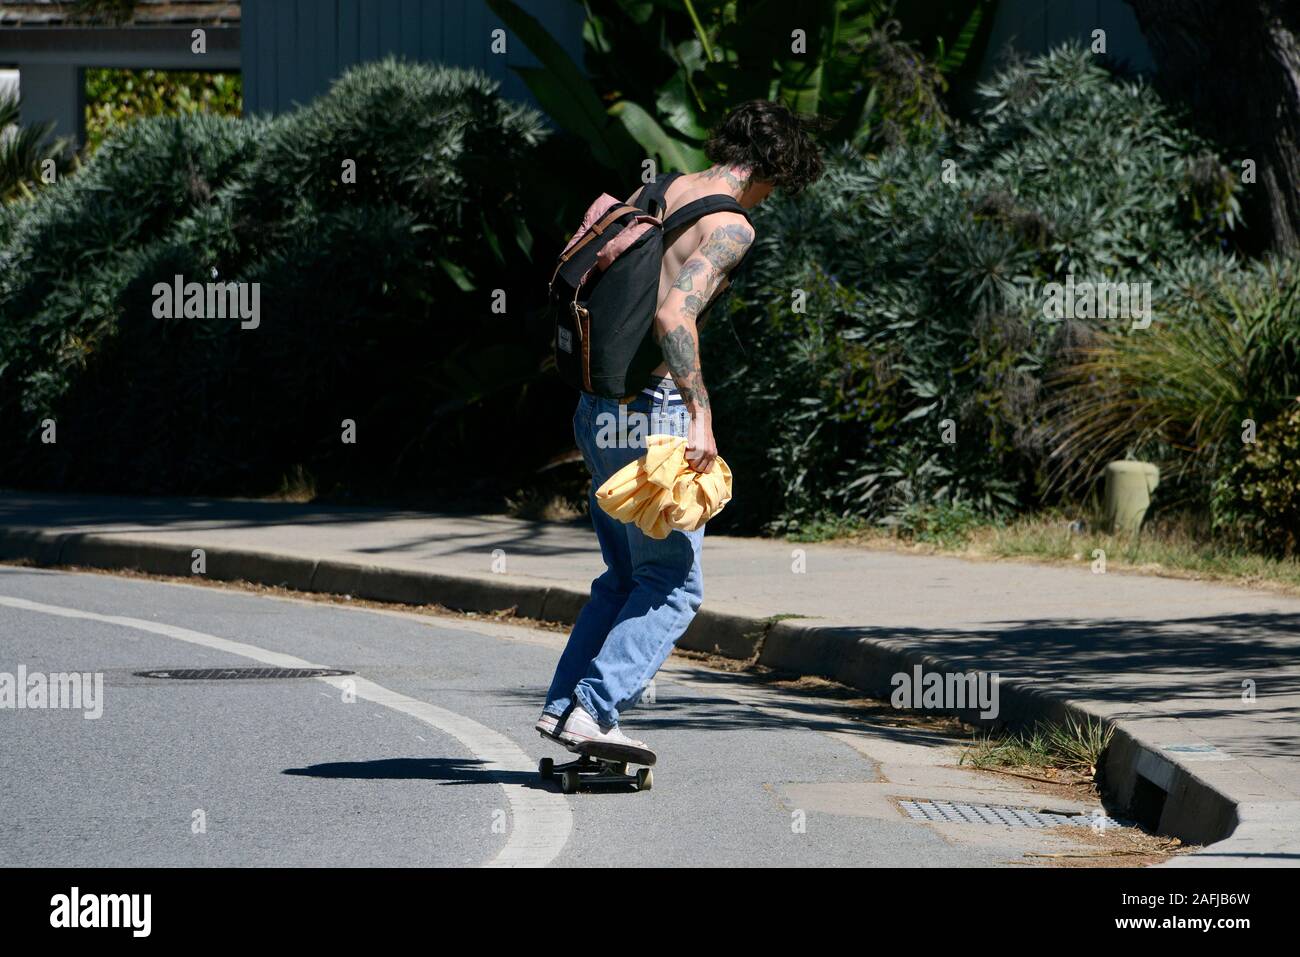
[2,525,1295,866]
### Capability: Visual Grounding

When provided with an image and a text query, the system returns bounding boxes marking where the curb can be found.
[757,620,1251,849]
[1,526,1293,863]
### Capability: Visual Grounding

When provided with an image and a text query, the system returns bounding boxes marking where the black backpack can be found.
[549,171,752,398]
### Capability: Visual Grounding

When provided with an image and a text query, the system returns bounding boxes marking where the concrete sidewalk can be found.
[1,490,1297,866]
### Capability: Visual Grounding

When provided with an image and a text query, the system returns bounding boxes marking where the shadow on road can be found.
[283,757,543,788]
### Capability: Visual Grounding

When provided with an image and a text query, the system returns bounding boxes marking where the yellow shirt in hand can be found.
[596,435,733,539]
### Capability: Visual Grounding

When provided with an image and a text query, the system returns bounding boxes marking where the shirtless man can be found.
[537,100,825,756]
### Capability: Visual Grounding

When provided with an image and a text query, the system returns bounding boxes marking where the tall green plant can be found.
[0,95,72,203]
[487,0,980,174]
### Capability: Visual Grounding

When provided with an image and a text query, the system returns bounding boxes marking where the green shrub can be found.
[84,68,243,153]
[891,499,988,546]
[1046,256,1300,497]
[0,113,263,422]
[229,57,545,292]
[0,60,558,497]
[1211,403,1300,558]
[704,44,1246,534]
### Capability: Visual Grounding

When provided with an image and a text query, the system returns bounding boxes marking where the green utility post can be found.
[1103,460,1159,535]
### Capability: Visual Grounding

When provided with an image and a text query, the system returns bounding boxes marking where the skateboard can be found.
[537,736,655,794]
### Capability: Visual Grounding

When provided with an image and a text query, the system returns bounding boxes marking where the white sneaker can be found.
[559,705,650,753]
[535,711,564,742]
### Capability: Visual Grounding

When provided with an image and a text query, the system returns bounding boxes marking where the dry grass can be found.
[820,508,1300,597]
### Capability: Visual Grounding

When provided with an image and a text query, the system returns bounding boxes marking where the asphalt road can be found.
[0,564,1134,867]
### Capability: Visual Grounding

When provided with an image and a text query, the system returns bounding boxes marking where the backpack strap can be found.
[661,194,751,235]
[637,171,682,218]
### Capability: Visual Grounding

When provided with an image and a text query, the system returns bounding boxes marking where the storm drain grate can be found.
[898,800,1123,829]
[136,667,353,680]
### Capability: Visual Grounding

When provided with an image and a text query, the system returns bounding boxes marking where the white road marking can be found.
[0,594,573,868]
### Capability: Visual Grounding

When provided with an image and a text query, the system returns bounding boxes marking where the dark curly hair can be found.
[703,100,827,195]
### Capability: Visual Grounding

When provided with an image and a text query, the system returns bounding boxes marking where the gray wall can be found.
[979,0,1154,77]
[0,26,241,148]
[13,62,83,146]
[240,0,586,117]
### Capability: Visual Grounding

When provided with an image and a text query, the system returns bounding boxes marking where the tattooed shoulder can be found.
[699,218,755,273]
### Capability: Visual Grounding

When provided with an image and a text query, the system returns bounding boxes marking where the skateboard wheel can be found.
[538,757,554,780]
[561,769,580,794]
[636,768,652,791]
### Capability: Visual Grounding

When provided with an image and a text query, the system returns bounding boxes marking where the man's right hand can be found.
[685,412,717,473]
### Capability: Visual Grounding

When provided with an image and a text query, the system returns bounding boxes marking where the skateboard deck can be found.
[537,734,656,793]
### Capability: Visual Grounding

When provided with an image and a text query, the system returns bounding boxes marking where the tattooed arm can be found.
[655,214,754,472]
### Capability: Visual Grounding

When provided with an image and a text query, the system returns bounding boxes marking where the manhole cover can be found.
[898,800,1123,829]
[136,667,352,680]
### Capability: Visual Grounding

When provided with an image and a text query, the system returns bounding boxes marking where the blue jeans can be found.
[543,388,705,727]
